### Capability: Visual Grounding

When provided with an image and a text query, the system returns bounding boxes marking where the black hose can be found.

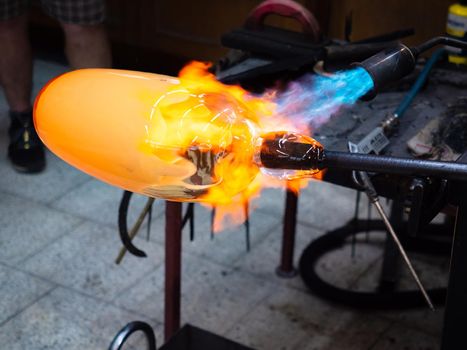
[108,321,156,350]
[118,191,147,257]
[299,219,447,309]
[118,191,196,258]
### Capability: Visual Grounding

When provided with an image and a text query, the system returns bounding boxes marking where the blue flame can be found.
[273,67,374,129]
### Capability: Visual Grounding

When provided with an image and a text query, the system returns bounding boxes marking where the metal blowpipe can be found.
[259,135,467,181]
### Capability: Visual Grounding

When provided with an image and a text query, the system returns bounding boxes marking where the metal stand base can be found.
[277,189,299,278]
[164,201,182,341]
[275,265,298,278]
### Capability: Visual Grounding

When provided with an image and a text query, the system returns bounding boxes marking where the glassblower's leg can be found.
[61,22,111,69]
[0,14,32,113]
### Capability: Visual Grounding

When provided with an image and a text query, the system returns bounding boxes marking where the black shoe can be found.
[8,110,46,173]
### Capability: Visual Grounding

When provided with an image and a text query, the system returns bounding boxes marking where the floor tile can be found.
[253,186,286,217]
[292,334,336,350]
[226,286,391,350]
[312,234,385,290]
[115,253,275,334]
[0,264,55,326]
[20,221,164,300]
[0,154,91,205]
[226,298,318,350]
[353,251,449,337]
[370,324,440,350]
[51,179,165,228]
[147,204,282,266]
[233,222,323,291]
[234,220,385,295]
[294,318,390,350]
[0,192,82,264]
[0,287,160,350]
[296,180,359,230]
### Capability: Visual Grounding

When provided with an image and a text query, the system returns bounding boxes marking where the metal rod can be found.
[244,201,250,252]
[373,200,434,310]
[379,201,402,292]
[210,206,216,240]
[260,140,467,180]
[323,151,467,180]
[276,189,299,278]
[147,201,153,241]
[351,189,361,257]
[412,36,467,56]
[164,201,182,341]
[189,203,195,241]
[355,167,434,310]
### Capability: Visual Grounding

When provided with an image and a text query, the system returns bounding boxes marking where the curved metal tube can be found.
[118,191,148,258]
[412,36,467,56]
[108,321,156,350]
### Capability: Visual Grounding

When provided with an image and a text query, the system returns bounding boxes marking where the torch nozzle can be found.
[356,35,467,98]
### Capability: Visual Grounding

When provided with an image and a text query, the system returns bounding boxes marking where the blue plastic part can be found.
[393,48,446,118]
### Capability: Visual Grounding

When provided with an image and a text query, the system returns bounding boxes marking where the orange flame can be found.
[34,62,323,231]
[159,61,321,230]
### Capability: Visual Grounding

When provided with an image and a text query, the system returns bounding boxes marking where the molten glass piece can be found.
[258,131,324,175]
[34,64,321,208]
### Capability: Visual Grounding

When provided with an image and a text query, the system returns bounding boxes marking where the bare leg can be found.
[0,14,32,112]
[61,23,111,69]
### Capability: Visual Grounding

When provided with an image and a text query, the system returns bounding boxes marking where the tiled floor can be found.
[0,60,449,349]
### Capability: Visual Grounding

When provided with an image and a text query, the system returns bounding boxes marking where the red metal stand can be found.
[276,189,298,277]
[164,201,183,341]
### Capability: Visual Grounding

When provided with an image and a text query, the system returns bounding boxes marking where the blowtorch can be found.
[258,36,467,178]
[356,36,467,98]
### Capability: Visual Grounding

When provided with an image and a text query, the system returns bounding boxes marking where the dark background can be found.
[29,0,459,75]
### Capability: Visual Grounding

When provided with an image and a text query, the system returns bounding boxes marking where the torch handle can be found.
[323,151,467,181]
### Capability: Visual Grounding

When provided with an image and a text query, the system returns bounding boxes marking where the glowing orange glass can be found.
[34,67,261,202]
[34,65,320,210]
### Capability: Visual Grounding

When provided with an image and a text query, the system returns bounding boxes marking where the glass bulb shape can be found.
[34,68,260,202]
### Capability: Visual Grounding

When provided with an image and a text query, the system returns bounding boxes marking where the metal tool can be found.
[182,203,195,241]
[116,191,154,260]
[357,36,467,99]
[108,321,156,350]
[116,193,195,261]
[116,194,155,263]
[259,133,467,181]
[348,142,434,310]
[352,48,446,154]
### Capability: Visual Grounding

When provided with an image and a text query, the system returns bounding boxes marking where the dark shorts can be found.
[0,0,106,24]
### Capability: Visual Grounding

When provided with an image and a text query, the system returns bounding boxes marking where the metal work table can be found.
[160,68,467,347]
[277,67,467,350]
